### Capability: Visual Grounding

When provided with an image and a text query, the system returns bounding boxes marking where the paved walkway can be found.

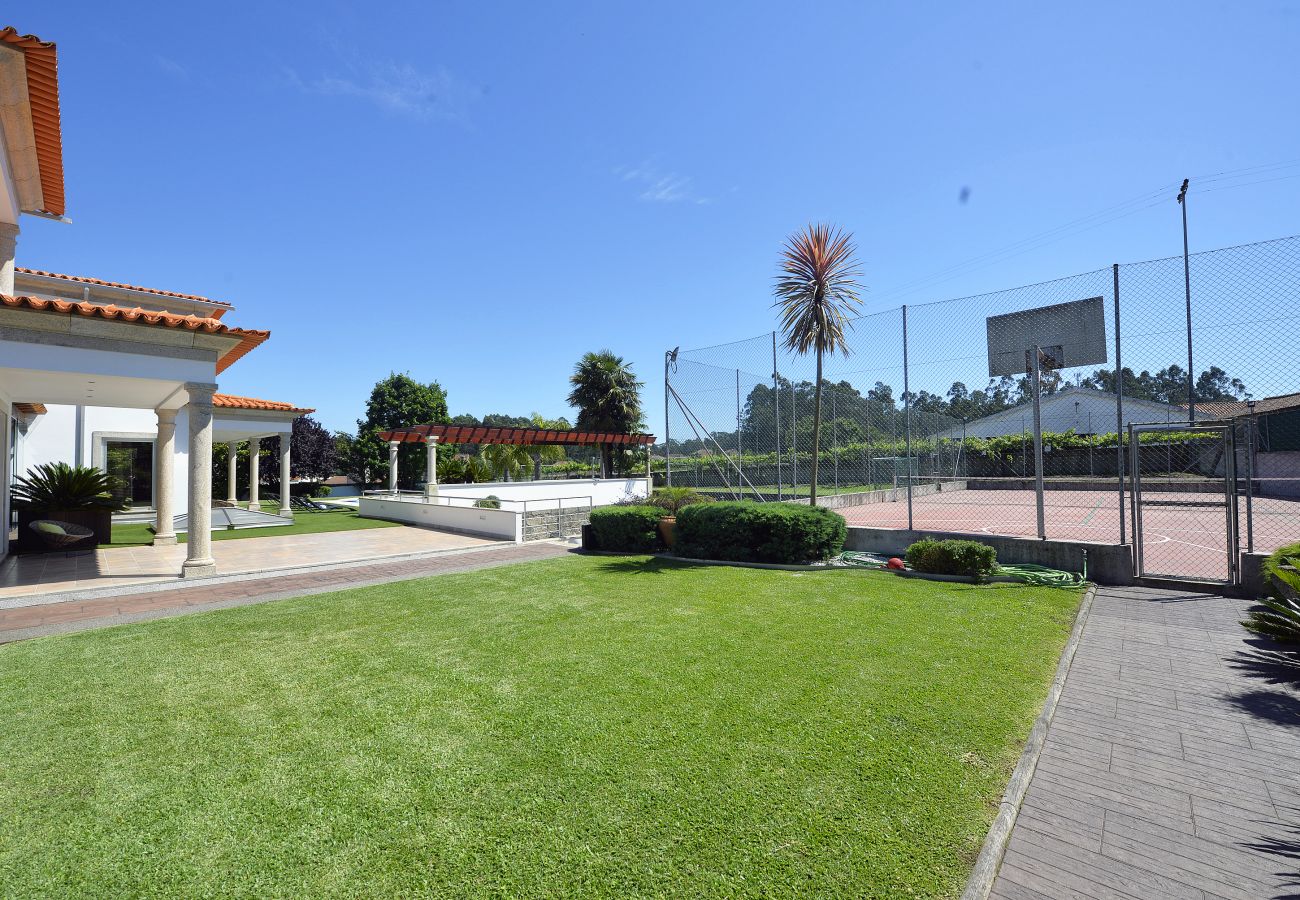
[0,525,499,600]
[991,584,1300,900]
[0,541,570,643]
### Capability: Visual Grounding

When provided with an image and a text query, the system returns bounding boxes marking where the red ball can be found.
[886,557,906,570]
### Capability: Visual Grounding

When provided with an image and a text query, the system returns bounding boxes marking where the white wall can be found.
[428,477,649,511]
[19,403,192,513]
[359,496,521,542]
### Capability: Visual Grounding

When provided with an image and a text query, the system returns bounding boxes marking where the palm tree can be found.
[480,444,533,481]
[528,413,570,480]
[567,351,644,477]
[774,224,863,504]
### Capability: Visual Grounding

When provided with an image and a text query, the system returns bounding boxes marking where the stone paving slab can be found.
[0,541,571,643]
[989,584,1300,900]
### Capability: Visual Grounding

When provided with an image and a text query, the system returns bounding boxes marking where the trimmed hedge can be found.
[589,505,664,553]
[905,539,998,578]
[675,502,847,564]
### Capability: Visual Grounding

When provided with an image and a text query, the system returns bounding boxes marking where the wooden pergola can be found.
[377,424,655,446]
[377,425,656,493]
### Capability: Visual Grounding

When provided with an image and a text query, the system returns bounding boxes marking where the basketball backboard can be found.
[986,296,1108,378]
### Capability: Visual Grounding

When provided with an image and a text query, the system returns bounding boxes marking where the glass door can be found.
[105,440,155,508]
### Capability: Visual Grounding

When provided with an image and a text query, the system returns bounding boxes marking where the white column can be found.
[247,438,260,510]
[388,440,400,493]
[226,441,238,506]
[182,383,217,578]
[0,400,9,560]
[279,433,292,517]
[424,436,439,496]
[153,409,178,545]
[0,222,18,296]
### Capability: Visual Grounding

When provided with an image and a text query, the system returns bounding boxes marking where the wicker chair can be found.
[28,519,95,550]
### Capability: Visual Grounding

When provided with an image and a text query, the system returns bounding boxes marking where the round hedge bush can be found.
[589,505,665,553]
[674,501,846,564]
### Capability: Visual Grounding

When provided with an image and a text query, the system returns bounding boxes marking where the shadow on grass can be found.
[588,555,723,576]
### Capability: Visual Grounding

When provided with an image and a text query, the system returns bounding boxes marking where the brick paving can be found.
[990,584,1300,900]
[0,541,571,643]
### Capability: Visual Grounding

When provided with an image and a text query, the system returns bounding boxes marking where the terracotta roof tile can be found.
[213,393,314,415]
[0,293,268,373]
[14,401,45,415]
[0,27,64,217]
[14,268,232,307]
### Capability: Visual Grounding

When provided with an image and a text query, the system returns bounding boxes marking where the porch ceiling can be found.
[0,367,190,410]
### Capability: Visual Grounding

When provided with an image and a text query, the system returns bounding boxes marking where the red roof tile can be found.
[213,393,314,415]
[0,27,65,217]
[15,268,232,307]
[14,402,45,415]
[0,293,268,373]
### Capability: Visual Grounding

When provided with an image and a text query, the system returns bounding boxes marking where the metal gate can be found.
[1129,422,1238,584]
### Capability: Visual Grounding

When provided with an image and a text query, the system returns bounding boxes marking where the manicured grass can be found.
[106,506,398,547]
[0,554,1080,898]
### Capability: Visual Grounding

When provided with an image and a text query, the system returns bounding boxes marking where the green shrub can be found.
[675,502,846,564]
[589,505,664,553]
[647,486,713,515]
[11,462,128,512]
[474,495,502,509]
[1242,543,1300,645]
[905,539,998,578]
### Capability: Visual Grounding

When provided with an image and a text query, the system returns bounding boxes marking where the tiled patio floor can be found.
[0,526,500,600]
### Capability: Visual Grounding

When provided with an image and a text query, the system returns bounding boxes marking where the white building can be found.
[0,26,310,576]
[938,386,1184,439]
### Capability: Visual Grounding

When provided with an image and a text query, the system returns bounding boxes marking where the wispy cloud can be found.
[616,161,711,205]
[154,55,189,79]
[286,57,480,123]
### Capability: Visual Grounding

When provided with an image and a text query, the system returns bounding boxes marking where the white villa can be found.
[0,27,310,576]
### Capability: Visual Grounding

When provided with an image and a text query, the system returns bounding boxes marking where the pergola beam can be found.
[377,424,656,447]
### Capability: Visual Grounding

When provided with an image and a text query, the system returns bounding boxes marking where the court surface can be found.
[837,485,1300,582]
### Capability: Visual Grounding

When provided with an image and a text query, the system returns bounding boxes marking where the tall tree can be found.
[773,224,863,503]
[567,351,644,477]
[262,416,338,492]
[355,373,449,488]
[527,412,571,479]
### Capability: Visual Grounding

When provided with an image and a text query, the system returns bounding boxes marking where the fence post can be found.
[903,304,914,530]
[1113,263,1126,546]
[791,381,798,497]
[772,332,782,501]
[736,369,742,488]
[664,349,672,488]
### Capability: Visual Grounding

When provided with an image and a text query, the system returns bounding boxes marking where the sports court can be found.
[837,482,1300,581]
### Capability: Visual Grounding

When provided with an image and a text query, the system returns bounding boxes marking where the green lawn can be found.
[107,506,398,547]
[0,554,1080,898]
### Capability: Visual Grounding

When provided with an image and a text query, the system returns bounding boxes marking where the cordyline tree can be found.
[774,224,863,504]
[353,373,449,488]
[567,351,644,477]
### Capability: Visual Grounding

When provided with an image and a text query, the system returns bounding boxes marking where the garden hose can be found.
[836,552,1082,586]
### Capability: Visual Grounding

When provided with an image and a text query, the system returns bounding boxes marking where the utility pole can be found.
[1177,178,1195,422]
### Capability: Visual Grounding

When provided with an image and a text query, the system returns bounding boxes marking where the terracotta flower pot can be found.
[658,516,677,548]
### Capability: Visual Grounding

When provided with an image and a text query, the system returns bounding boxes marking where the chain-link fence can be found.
[663,234,1300,582]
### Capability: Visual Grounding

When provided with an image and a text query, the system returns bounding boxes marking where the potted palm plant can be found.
[11,462,129,551]
[647,486,711,547]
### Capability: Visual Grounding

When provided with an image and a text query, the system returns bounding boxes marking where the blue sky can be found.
[10,1,1300,434]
